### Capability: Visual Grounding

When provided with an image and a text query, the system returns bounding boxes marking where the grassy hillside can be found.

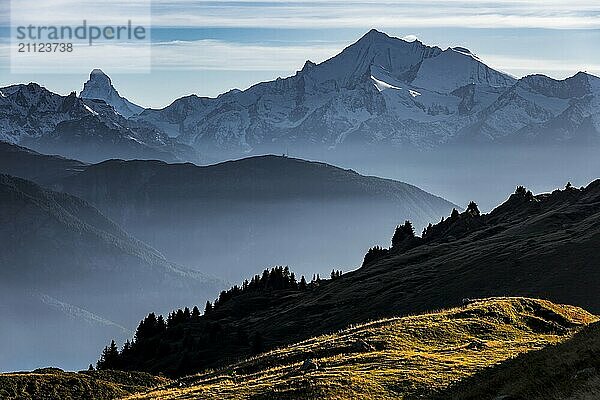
[125,297,596,399]
[105,181,600,376]
[0,369,169,400]
[436,321,600,400]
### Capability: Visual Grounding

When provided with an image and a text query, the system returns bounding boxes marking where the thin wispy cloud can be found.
[0,39,343,73]
[148,0,600,29]
[150,39,343,70]
[2,37,597,79]
[2,1,599,29]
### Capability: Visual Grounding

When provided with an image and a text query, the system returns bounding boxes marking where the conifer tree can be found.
[97,340,119,370]
[192,306,200,319]
[204,301,213,315]
[299,275,307,290]
[392,220,415,248]
[466,201,480,217]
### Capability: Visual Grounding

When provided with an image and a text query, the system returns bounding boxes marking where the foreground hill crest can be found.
[123,297,597,399]
[93,178,600,377]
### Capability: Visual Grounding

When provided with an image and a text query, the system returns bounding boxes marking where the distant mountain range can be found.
[0,80,198,163]
[1,30,599,163]
[0,141,456,280]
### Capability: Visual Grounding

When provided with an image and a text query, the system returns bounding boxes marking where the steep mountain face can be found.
[104,180,600,375]
[130,29,600,157]
[0,174,224,370]
[0,83,91,143]
[80,69,144,118]
[0,83,198,163]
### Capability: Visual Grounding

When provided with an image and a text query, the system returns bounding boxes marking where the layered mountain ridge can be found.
[0,173,224,370]
[0,141,457,280]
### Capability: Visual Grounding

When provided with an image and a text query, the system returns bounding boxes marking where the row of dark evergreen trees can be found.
[363,200,484,266]
[96,266,342,372]
[363,183,555,267]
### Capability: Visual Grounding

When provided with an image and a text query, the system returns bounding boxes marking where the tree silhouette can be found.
[99,266,310,375]
[97,339,119,370]
[192,306,201,319]
[466,201,480,217]
[299,275,308,290]
[204,301,213,316]
[363,246,389,266]
[392,220,415,248]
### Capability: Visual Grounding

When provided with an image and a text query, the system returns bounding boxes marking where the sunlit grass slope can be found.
[0,369,170,400]
[128,297,596,400]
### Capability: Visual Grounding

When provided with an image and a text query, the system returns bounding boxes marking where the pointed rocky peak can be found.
[302,30,442,88]
[59,91,85,114]
[356,29,391,44]
[90,68,109,77]
[88,69,112,85]
[81,69,117,99]
[80,69,144,118]
[301,60,317,72]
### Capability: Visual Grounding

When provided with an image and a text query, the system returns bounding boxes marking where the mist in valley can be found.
[289,144,600,212]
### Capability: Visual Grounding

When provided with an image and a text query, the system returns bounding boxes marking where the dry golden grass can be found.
[127,297,597,400]
[0,369,170,400]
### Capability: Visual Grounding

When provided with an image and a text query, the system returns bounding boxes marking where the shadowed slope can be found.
[103,180,600,376]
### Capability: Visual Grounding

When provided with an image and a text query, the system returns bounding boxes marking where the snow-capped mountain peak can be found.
[302,30,442,88]
[80,69,144,118]
[132,30,600,155]
[4,30,599,161]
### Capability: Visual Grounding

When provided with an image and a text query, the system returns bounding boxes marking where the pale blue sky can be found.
[1,1,600,108]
